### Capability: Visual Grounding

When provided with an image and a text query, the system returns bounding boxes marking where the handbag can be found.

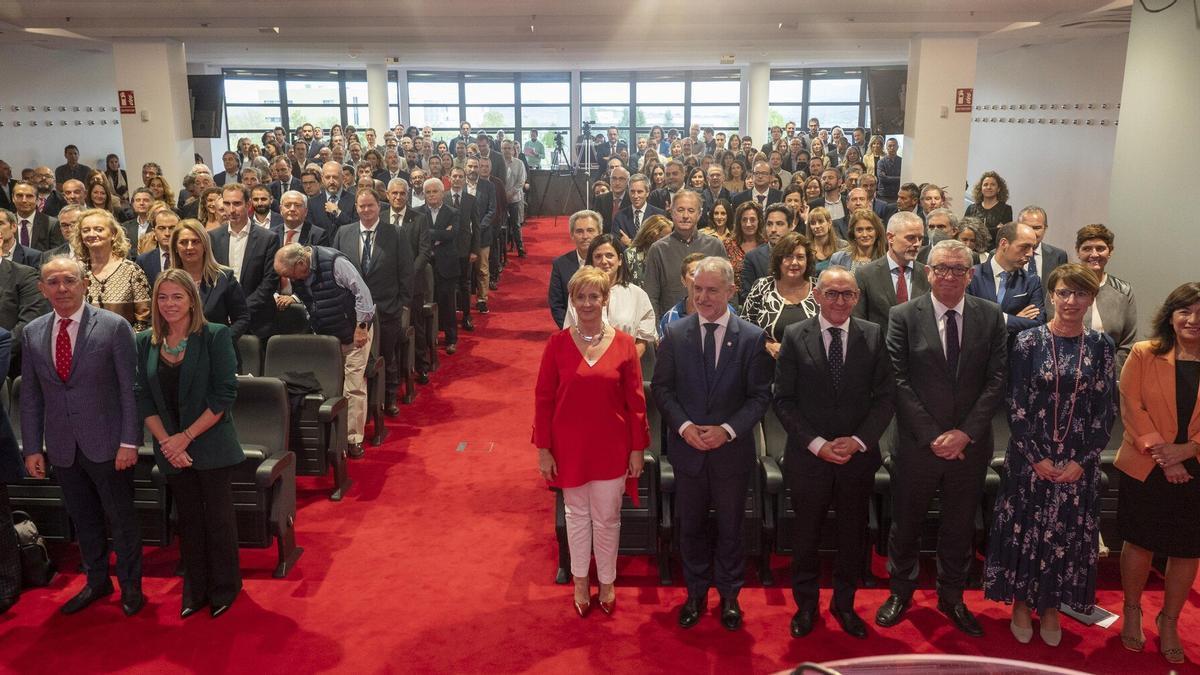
[11,510,56,588]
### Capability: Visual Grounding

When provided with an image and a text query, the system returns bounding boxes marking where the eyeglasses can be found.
[752,170,771,176]
[930,265,970,278]
[781,254,806,263]
[1053,288,1093,301]
[820,290,858,302]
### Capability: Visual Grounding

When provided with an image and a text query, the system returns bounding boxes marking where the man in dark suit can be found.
[248,185,285,230]
[700,165,731,226]
[418,178,461,354]
[272,189,326,248]
[476,132,506,185]
[0,208,44,269]
[268,157,303,211]
[1016,205,1068,299]
[299,123,325,160]
[376,149,410,188]
[448,165,482,332]
[10,182,62,252]
[383,179,433,381]
[775,266,894,639]
[306,161,356,235]
[966,221,1045,342]
[611,174,665,249]
[39,204,82,263]
[808,167,848,230]
[653,256,774,631]
[740,203,796,304]
[213,151,241,187]
[333,188,413,416]
[732,160,782,210]
[120,188,155,255]
[853,212,930,327]
[648,160,686,211]
[21,256,144,616]
[548,211,599,328]
[0,256,48,376]
[860,174,896,223]
[209,184,281,339]
[877,238,1008,637]
[593,165,631,236]
[134,207,180,287]
[0,327,21,613]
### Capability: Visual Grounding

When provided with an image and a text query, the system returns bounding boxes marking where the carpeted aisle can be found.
[0,215,1197,674]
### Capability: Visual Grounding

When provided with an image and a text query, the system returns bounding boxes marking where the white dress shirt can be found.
[227,223,250,282]
[808,314,866,455]
[678,310,737,441]
[52,304,86,354]
[886,252,913,296]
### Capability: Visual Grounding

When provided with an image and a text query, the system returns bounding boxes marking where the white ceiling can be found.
[0,0,1132,70]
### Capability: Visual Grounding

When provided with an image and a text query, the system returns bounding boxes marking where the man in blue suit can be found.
[966,221,1045,343]
[611,174,665,250]
[548,211,599,328]
[652,256,774,631]
[306,161,357,235]
[21,255,144,617]
[135,207,179,287]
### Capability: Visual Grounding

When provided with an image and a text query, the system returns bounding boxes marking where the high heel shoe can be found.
[1039,622,1062,647]
[1120,603,1145,652]
[598,584,616,615]
[1009,619,1033,644]
[573,597,592,618]
[1157,612,1186,664]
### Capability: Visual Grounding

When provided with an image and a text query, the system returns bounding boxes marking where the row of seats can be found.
[551,351,1127,586]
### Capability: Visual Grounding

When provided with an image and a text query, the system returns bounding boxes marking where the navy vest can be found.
[295,246,357,344]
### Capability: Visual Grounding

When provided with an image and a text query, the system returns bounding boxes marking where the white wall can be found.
[112,40,196,195]
[0,44,125,175]
[966,34,1127,254]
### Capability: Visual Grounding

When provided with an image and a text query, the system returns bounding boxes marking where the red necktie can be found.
[895,266,909,304]
[55,318,73,381]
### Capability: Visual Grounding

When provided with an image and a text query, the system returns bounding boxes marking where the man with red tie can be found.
[851,211,929,328]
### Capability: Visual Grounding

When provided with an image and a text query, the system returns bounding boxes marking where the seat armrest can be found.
[256,450,296,488]
[399,306,411,331]
[318,395,348,423]
[761,455,783,495]
[658,455,674,493]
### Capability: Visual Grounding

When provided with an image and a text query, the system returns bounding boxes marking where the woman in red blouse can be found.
[534,267,650,618]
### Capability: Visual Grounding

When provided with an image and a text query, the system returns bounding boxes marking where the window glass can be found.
[408,105,459,128]
[465,82,515,104]
[286,80,340,105]
[464,106,515,129]
[768,80,804,103]
[520,106,570,127]
[227,106,285,130]
[345,107,370,126]
[287,106,342,130]
[344,82,369,105]
[226,79,280,105]
[689,105,739,127]
[809,79,861,103]
[635,81,684,104]
[582,105,630,127]
[581,81,629,104]
[691,81,739,103]
[521,82,569,104]
[768,105,805,129]
[636,106,684,127]
[806,104,860,129]
[409,82,459,105]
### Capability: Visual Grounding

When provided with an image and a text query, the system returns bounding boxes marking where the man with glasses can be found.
[877,238,1007,638]
[775,266,894,640]
[853,212,930,328]
[966,221,1045,343]
[732,161,782,209]
[30,167,66,217]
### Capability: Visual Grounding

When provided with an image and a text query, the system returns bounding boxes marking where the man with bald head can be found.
[775,266,894,639]
[29,167,64,216]
[307,161,357,234]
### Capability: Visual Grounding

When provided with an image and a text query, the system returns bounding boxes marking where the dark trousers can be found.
[886,445,990,604]
[675,463,751,599]
[167,465,241,607]
[787,451,875,611]
[410,287,430,372]
[434,272,458,346]
[508,204,524,252]
[0,484,20,601]
[378,312,403,402]
[55,448,142,589]
[457,257,473,318]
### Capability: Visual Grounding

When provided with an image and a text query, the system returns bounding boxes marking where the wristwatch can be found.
[357,321,368,330]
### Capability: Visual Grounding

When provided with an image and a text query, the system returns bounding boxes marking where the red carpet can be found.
[1,216,1197,674]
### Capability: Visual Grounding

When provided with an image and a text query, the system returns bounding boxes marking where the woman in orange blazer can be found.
[1115,282,1200,664]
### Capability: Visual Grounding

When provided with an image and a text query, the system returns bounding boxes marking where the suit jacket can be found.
[306,191,357,234]
[1087,274,1138,372]
[1035,244,1069,321]
[250,211,286,231]
[209,224,280,334]
[966,262,1045,337]
[0,328,21,482]
[594,190,631,234]
[420,204,461,280]
[739,244,771,305]
[774,316,894,469]
[214,170,236,187]
[1116,341,1200,481]
[134,322,242,475]
[269,178,303,211]
[7,243,44,268]
[40,243,72,265]
[852,256,930,328]
[886,293,1008,457]
[700,187,731,223]
[15,212,61,252]
[40,192,67,218]
[651,313,774,478]
[382,205,432,293]
[270,221,326,248]
[121,217,153,256]
[332,221,414,318]
[548,251,581,329]
[0,179,14,211]
[872,197,897,224]
[374,168,410,187]
[467,180,499,245]
[200,268,251,340]
[611,204,665,246]
[135,248,170,287]
[647,186,677,211]
[447,190,480,258]
[732,188,783,209]
[0,259,49,350]
[20,305,140,466]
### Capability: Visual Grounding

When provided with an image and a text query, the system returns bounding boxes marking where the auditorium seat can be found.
[422,266,439,373]
[396,306,417,404]
[237,334,262,376]
[263,335,351,501]
[364,318,387,446]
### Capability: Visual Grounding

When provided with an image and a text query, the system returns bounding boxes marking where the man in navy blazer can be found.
[652,256,773,631]
[210,188,281,338]
[739,204,796,304]
[548,211,599,328]
[134,207,180,287]
[418,178,462,353]
[21,256,144,616]
[966,221,1045,343]
[611,174,664,249]
[306,161,357,235]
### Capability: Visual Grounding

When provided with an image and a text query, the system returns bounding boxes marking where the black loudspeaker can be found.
[866,68,907,136]
[188,74,225,138]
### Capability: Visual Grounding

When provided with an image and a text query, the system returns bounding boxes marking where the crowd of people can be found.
[0,121,528,619]
[534,119,1198,665]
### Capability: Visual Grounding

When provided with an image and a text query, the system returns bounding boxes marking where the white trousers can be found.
[562,476,625,584]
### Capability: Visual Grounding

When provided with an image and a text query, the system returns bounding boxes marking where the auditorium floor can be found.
[0,216,1196,674]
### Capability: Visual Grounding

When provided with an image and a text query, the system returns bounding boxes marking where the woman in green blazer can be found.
[134,268,244,619]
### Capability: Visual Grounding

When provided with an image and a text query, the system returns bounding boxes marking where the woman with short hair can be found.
[74,208,151,332]
[565,235,656,358]
[1075,224,1138,372]
[742,232,818,359]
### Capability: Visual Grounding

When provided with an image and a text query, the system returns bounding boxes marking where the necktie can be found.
[285,229,297,245]
[634,209,642,230]
[453,193,461,208]
[945,309,960,375]
[703,322,718,383]
[1027,251,1037,275]
[895,265,909,303]
[162,251,169,270]
[828,327,844,389]
[37,196,46,213]
[612,196,620,219]
[361,230,374,270]
[19,219,30,247]
[757,194,765,205]
[55,318,72,381]
[998,270,1009,305]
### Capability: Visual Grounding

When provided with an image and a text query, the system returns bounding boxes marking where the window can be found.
[768,68,874,137]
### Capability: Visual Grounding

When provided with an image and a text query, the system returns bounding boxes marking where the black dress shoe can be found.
[938,600,984,637]
[211,603,233,618]
[0,596,17,614]
[385,402,401,417]
[61,582,114,615]
[347,442,365,458]
[488,281,498,291]
[477,300,489,314]
[720,597,743,631]
[678,596,706,629]
[831,604,868,639]
[180,603,206,619]
[875,594,910,627]
[790,607,817,638]
[462,317,475,331]
[517,249,526,258]
[121,587,146,617]
[416,371,430,384]
[445,343,457,355]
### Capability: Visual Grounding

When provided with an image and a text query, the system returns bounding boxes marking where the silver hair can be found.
[1017,204,1048,227]
[671,188,702,209]
[609,165,629,178]
[568,209,602,232]
[816,264,858,289]
[0,208,13,226]
[928,238,973,265]
[57,204,86,221]
[280,190,308,205]
[40,254,86,280]
[422,177,443,193]
[693,256,734,286]
[925,207,959,231]
[628,173,650,189]
[386,178,409,191]
[887,210,924,234]
[275,243,311,269]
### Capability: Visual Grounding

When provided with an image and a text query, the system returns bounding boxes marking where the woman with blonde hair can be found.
[863,135,885,175]
[73,208,151,331]
[169,220,250,341]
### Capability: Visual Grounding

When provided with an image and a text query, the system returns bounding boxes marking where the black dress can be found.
[1118,360,1200,557]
